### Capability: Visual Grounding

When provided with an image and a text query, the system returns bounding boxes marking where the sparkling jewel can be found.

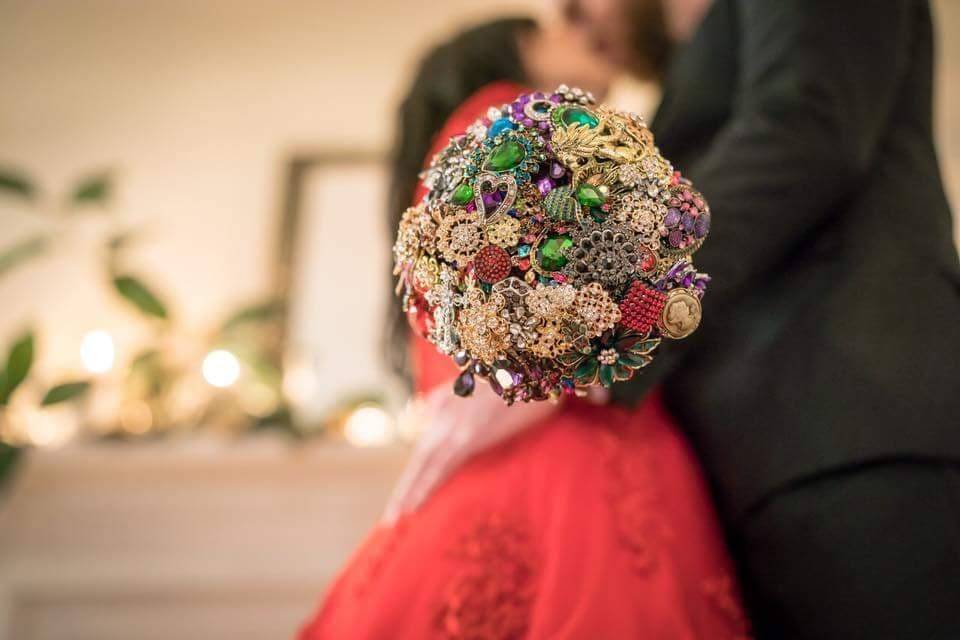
[543,185,580,222]
[558,106,599,128]
[485,215,521,248]
[453,370,476,396]
[474,172,517,223]
[482,191,501,210]
[573,282,621,337]
[694,213,711,238]
[527,284,576,318]
[598,348,619,366]
[413,255,439,292]
[664,208,682,228]
[564,223,641,289]
[575,183,605,208]
[474,245,512,283]
[494,368,515,389]
[484,139,526,172]
[522,99,553,122]
[537,177,555,196]
[619,281,667,334]
[437,209,484,265]
[396,86,709,402]
[536,233,573,272]
[457,290,510,364]
[428,267,460,354]
[618,164,642,187]
[640,247,658,272]
[451,182,474,205]
[488,117,516,138]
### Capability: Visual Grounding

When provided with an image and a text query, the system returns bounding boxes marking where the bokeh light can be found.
[80,330,116,374]
[343,405,394,447]
[202,349,241,388]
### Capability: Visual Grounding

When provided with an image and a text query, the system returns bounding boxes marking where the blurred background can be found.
[0,1,958,638]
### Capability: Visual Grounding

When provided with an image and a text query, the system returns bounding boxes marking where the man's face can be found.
[560,0,649,71]
[560,0,710,77]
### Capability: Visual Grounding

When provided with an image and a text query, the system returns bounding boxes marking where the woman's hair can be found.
[384,17,536,383]
[626,0,672,81]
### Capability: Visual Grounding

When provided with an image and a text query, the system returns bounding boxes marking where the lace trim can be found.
[702,574,753,640]
[600,428,673,573]
[350,519,408,598]
[437,513,536,640]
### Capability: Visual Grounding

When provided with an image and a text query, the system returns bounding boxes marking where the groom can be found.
[566,0,960,637]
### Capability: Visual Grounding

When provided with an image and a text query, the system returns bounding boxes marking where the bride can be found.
[298,13,748,640]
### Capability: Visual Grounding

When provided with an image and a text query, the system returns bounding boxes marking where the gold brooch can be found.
[659,289,702,339]
[456,289,511,364]
[436,208,485,265]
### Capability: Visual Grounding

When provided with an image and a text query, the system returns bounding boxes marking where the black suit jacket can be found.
[613,0,960,523]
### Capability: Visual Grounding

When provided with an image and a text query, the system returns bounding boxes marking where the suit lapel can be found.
[653,0,738,164]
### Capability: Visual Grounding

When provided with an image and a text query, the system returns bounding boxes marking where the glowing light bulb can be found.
[202,349,241,388]
[25,406,78,448]
[80,330,115,374]
[343,405,394,447]
[283,361,318,405]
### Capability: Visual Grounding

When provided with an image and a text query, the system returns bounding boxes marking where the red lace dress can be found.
[297,83,750,640]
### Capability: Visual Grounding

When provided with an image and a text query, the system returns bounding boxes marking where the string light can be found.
[119,401,153,435]
[24,406,77,448]
[80,330,115,374]
[202,349,241,388]
[282,360,318,406]
[343,405,394,447]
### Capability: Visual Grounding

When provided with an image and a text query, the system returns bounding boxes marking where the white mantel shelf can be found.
[0,436,408,640]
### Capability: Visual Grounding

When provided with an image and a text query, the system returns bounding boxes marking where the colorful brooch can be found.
[394,86,711,403]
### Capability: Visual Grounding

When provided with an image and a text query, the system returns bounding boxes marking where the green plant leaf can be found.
[41,380,91,406]
[112,275,168,319]
[0,170,35,201]
[107,230,139,253]
[71,172,112,206]
[128,349,167,396]
[220,298,284,333]
[0,234,50,278]
[248,352,281,388]
[0,331,35,404]
[130,349,162,372]
[0,443,23,492]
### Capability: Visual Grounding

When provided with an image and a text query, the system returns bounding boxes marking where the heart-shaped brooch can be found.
[473,172,518,225]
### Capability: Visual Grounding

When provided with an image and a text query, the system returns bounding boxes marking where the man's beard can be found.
[626,0,673,81]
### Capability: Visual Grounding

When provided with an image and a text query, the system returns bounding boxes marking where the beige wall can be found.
[0,0,537,376]
[934,0,960,222]
[1,0,958,378]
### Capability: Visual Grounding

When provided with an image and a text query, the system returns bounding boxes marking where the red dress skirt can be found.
[298,83,750,640]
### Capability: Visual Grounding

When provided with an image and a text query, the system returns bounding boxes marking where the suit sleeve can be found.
[611,0,916,406]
